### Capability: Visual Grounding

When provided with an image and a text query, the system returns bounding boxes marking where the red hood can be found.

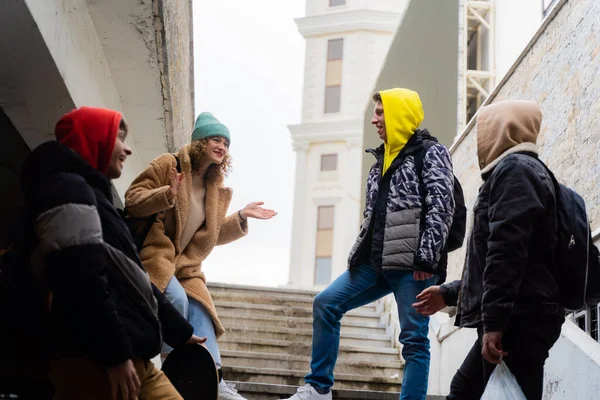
[55,106,122,174]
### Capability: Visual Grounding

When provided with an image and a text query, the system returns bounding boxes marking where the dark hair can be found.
[372,92,382,102]
[119,118,128,134]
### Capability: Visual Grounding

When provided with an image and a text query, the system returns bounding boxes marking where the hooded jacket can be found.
[381,88,425,175]
[21,107,193,367]
[441,100,563,332]
[348,89,455,276]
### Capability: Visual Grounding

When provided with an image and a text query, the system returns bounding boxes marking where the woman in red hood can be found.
[21,106,204,400]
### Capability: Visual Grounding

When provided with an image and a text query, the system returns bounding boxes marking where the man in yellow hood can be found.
[283,89,458,400]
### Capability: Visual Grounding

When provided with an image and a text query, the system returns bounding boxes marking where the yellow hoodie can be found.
[379,88,425,175]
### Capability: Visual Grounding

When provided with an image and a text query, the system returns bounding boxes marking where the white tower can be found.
[287,0,407,289]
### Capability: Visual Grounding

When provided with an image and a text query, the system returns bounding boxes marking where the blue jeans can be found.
[162,276,222,368]
[305,264,434,400]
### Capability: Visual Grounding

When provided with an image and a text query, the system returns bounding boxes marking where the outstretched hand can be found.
[240,202,277,220]
[412,286,446,316]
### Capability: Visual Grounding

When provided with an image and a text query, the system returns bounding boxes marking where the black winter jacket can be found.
[441,153,563,332]
[20,142,193,367]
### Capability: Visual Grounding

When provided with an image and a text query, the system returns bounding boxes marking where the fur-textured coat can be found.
[124,144,247,338]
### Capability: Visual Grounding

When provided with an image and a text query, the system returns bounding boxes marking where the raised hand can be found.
[168,167,184,199]
[240,202,277,220]
[412,286,446,316]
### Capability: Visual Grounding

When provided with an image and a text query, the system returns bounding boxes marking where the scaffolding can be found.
[462,0,495,126]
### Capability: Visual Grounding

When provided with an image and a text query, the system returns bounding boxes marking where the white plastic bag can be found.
[481,361,527,400]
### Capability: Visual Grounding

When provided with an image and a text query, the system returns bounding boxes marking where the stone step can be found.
[222,366,402,392]
[221,325,394,348]
[212,291,318,309]
[210,288,379,312]
[231,382,446,400]
[218,337,401,363]
[208,282,319,300]
[214,300,385,324]
[221,350,403,376]
[218,312,389,335]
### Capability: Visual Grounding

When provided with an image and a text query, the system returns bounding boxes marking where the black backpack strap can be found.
[415,140,437,205]
[173,154,182,173]
[415,140,438,239]
[123,154,180,251]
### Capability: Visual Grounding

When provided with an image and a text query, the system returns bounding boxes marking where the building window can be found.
[571,307,600,344]
[574,310,587,332]
[315,258,332,285]
[591,305,599,342]
[542,0,559,16]
[329,0,346,6]
[325,87,341,113]
[320,154,338,171]
[325,39,343,114]
[327,39,343,60]
[315,206,334,285]
[464,2,493,126]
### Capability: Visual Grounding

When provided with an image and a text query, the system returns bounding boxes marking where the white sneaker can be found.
[280,384,332,400]
[218,380,247,400]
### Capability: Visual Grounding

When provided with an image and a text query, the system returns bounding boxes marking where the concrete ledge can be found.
[208,282,320,297]
[220,336,400,355]
[224,366,401,385]
[218,311,385,329]
[214,300,380,318]
[232,381,445,400]
[224,324,392,342]
[221,350,403,369]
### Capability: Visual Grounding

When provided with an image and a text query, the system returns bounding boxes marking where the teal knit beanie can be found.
[191,112,230,144]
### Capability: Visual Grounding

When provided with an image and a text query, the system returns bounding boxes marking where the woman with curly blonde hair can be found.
[125,112,275,399]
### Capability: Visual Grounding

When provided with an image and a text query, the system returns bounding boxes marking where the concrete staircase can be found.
[208,282,406,399]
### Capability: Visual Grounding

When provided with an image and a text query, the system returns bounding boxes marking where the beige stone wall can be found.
[154,0,195,151]
[447,0,600,280]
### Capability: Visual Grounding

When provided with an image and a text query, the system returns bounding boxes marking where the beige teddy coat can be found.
[124,144,247,338]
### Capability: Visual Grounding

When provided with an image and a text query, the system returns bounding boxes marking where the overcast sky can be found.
[192,0,305,287]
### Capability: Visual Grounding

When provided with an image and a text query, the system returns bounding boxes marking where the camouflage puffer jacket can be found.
[348,131,455,275]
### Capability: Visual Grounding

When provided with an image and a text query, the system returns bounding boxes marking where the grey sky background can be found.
[192,0,305,287]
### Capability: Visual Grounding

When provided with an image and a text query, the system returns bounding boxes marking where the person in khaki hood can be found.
[413,100,565,400]
[283,89,456,400]
[125,112,276,400]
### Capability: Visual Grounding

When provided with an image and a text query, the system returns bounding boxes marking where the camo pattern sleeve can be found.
[414,143,455,271]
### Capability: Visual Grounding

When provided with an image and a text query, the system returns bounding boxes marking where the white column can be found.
[288,141,310,287]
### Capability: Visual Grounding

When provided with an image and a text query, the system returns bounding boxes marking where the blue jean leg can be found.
[386,271,435,400]
[160,277,221,368]
[161,276,190,357]
[187,298,222,368]
[305,264,393,392]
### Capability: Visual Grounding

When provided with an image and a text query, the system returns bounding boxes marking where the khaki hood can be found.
[476,100,542,175]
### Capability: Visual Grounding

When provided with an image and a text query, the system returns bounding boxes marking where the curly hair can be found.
[189,138,232,183]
